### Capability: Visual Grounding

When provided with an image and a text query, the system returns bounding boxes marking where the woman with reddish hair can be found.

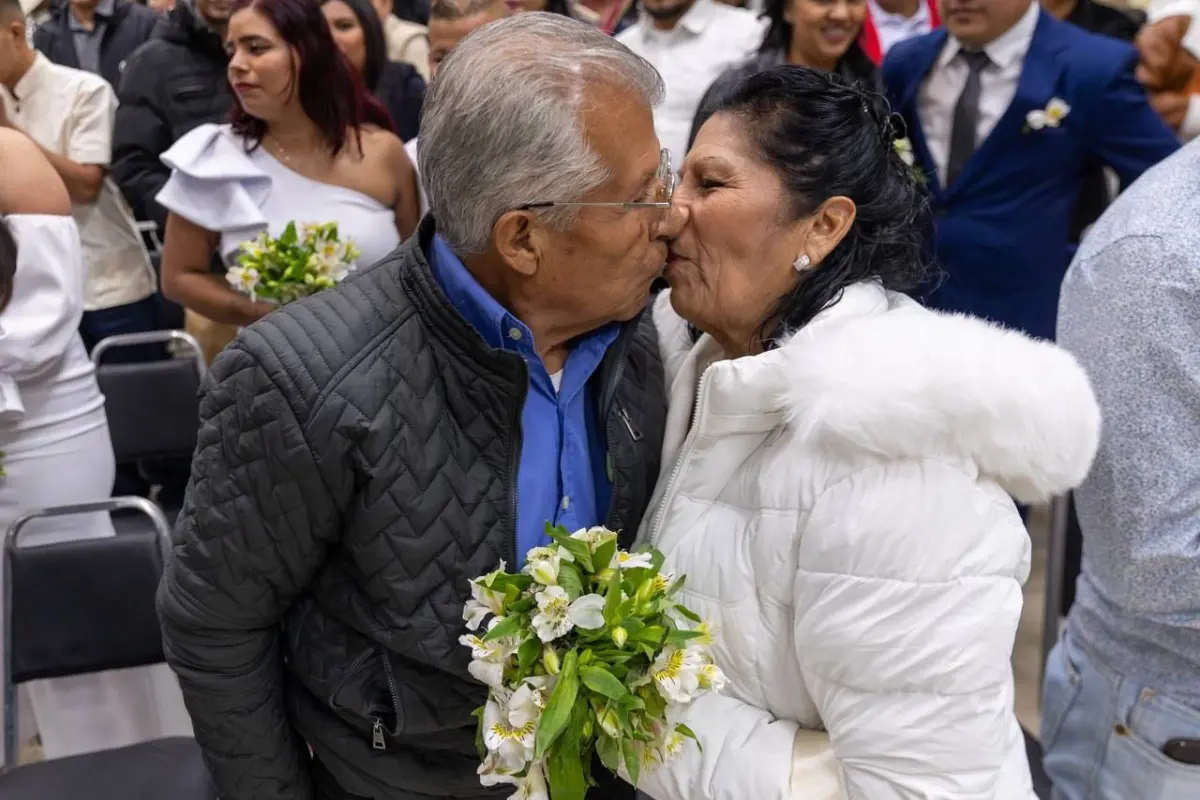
[157,0,419,337]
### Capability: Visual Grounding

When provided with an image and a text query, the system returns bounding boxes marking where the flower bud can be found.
[598,708,621,738]
[612,626,628,649]
[542,644,561,676]
[530,559,558,586]
[595,568,616,585]
[635,578,655,605]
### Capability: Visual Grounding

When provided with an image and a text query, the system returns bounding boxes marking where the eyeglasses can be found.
[517,149,675,212]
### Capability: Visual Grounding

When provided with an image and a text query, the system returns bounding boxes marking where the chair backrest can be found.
[3,498,171,766]
[93,331,206,464]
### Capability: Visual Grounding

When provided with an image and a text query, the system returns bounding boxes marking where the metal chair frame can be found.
[90,330,207,377]
[1,497,170,770]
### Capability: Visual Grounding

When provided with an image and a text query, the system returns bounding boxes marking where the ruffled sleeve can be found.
[156,123,273,235]
[0,214,85,419]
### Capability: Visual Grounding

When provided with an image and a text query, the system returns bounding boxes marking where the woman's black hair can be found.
[542,0,571,15]
[321,0,389,90]
[705,65,933,347]
[0,219,16,313]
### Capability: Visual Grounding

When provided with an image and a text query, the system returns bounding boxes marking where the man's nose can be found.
[654,200,686,241]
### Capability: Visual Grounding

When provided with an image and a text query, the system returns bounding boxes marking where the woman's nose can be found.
[829,1,852,20]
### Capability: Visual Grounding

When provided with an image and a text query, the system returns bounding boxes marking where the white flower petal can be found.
[567,594,606,629]
[469,658,507,690]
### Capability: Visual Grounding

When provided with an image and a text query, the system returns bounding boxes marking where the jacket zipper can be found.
[373,654,403,751]
[648,369,712,547]
[508,358,528,567]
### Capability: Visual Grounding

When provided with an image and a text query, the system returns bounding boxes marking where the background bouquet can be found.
[226,221,360,305]
[460,524,725,800]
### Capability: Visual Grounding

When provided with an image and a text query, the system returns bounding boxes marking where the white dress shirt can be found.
[867,0,935,57]
[617,0,765,162]
[0,54,154,311]
[918,0,1041,185]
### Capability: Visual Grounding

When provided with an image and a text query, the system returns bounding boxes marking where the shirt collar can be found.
[11,53,50,102]
[427,234,531,352]
[68,0,116,31]
[867,0,929,27]
[940,0,1040,71]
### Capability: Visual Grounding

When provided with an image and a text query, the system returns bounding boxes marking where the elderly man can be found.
[157,13,668,800]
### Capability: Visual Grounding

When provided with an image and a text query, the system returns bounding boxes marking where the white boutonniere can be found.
[893,137,926,184]
[1024,98,1071,133]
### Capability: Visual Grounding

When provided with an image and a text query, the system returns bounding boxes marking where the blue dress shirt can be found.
[427,235,617,564]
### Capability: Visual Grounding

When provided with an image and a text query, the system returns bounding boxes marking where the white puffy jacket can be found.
[634,283,1100,800]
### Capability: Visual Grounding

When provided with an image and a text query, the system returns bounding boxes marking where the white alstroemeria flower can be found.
[649,645,706,704]
[570,526,615,553]
[698,659,727,692]
[226,265,260,293]
[523,546,563,586]
[652,571,676,595]
[522,675,554,711]
[1044,98,1070,126]
[531,586,606,642]
[478,750,518,787]
[893,137,915,166]
[463,577,508,631]
[327,259,355,282]
[483,686,539,773]
[509,761,549,800]
[615,551,654,571]
[459,618,519,689]
[1025,109,1048,131]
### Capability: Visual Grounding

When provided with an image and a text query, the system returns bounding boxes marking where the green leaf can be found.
[546,742,588,800]
[471,706,486,761]
[279,221,298,246]
[557,561,585,600]
[603,569,622,625]
[595,733,621,773]
[593,537,618,577]
[508,596,535,614]
[579,666,627,701]
[675,723,702,753]
[621,737,641,787]
[672,603,702,624]
[665,574,687,597]
[666,628,705,647]
[535,649,579,760]
[551,533,594,572]
[631,625,665,644]
[482,615,523,642]
[517,636,541,672]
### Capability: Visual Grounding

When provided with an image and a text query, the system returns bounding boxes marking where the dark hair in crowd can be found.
[758,0,874,76]
[709,66,933,347]
[229,0,394,155]
[320,0,389,90]
[0,220,16,313]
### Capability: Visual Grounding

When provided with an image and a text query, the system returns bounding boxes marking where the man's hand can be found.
[1137,15,1197,92]
[1149,90,1192,130]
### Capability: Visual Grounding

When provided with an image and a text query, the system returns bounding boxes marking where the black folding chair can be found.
[93,331,206,528]
[0,496,215,798]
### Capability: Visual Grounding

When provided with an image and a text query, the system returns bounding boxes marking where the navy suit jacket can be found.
[883,11,1179,340]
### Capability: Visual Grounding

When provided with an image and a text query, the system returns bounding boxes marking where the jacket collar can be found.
[654,281,1100,503]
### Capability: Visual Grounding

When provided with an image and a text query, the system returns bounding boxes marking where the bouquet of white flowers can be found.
[460,524,725,800]
[226,221,360,305]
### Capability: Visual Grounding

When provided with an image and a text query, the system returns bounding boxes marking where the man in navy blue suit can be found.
[883,0,1179,340]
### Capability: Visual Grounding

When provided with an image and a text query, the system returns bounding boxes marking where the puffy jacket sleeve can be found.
[157,340,344,800]
[795,460,1028,798]
[634,693,844,800]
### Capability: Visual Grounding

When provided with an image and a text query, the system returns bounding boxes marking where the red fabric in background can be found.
[859,0,941,64]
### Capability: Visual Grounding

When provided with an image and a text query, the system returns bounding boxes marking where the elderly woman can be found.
[634,67,1101,799]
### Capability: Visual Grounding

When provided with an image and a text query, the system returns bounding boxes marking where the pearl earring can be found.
[792,253,811,271]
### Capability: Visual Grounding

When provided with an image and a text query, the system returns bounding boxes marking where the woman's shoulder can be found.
[0,129,70,216]
[359,126,413,174]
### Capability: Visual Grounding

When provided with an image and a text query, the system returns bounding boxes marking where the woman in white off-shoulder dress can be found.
[0,128,192,766]
[157,0,417,346]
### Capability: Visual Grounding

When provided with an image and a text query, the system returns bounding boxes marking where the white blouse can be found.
[156,124,402,269]
[0,214,106,451]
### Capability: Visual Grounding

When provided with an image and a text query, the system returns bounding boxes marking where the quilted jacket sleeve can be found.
[157,341,342,800]
[795,460,1028,798]
[634,693,844,800]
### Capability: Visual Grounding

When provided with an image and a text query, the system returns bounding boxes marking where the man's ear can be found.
[492,209,543,278]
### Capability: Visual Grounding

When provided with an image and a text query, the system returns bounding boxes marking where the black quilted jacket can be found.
[157,218,667,800]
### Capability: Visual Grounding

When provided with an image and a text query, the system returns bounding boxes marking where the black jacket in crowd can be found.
[374,60,424,143]
[112,1,233,229]
[157,217,667,800]
[32,0,157,89]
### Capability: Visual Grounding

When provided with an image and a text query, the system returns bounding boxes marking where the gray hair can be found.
[418,13,664,255]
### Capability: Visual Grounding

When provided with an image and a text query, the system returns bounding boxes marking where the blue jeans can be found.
[79,296,161,363]
[1041,630,1200,799]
